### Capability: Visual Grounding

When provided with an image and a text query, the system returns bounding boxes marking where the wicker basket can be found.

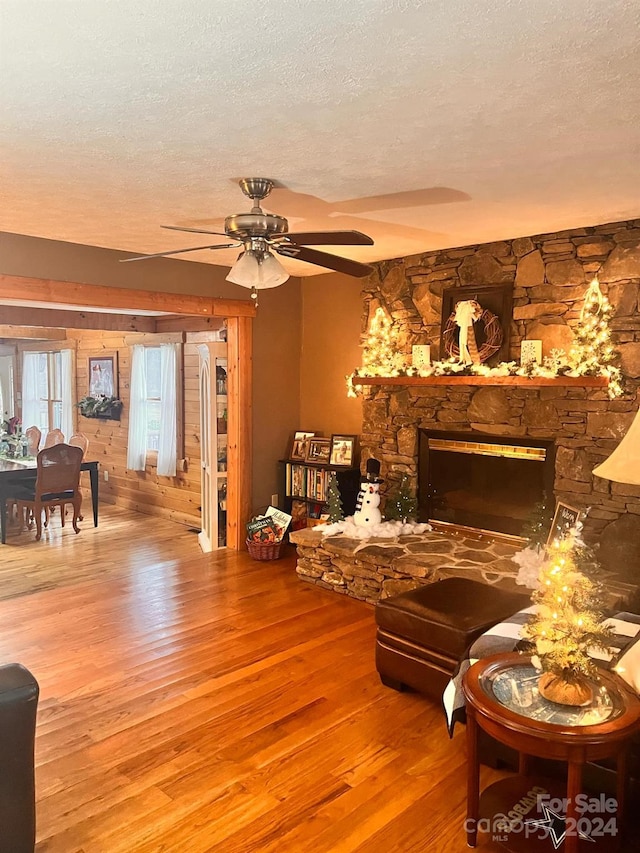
[246,538,285,561]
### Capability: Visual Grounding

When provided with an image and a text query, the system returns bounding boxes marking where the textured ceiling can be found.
[1,0,639,278]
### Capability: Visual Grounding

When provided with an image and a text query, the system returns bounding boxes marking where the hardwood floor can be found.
[0,506,503,852]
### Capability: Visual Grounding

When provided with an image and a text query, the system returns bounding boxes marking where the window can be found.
[127,343,181,476]
[22,350,74,440]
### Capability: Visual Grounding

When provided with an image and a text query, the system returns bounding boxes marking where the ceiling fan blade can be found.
[161,225,231,237]
[120,243,239,262]
[275,230,373,246]
[276,246,373,277]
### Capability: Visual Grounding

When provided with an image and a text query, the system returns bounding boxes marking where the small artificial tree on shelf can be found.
[522,531,614,704]
[384,474,417,523]
[326,472,345,523]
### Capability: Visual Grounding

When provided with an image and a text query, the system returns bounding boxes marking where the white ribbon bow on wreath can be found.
[454,300,483,365]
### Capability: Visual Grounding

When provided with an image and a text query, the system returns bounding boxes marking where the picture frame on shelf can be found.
[290,431,315,461]
[306,437,331,464]
[88,354,118,398]
[547,501,581,545]
[329,434,357,467]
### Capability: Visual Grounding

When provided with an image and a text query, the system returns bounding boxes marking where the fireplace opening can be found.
[418,430,555,538]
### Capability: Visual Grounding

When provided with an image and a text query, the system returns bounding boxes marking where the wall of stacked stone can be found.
[359,218,640,579]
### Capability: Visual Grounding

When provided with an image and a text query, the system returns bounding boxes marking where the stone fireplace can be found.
[418,429,555,537]
[291,218,640,601]
[359,218,640,583]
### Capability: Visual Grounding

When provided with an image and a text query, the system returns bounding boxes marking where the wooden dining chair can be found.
[43,429,65,449]
[68,433,89,457]
[15,444,83,541]
[67,433,89,520]
[25,426,41,456]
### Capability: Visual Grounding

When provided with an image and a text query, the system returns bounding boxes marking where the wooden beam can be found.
[0,325,67,340]
[0,274,257,319]
[226,315,253,551]
[155,316,226,333]
[0,304,157,332]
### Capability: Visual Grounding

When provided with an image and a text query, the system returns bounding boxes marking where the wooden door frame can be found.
[0,274,255,550]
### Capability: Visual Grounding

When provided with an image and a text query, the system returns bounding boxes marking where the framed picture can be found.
[306,437,331,464]
[547,502,581,545]
[88,354,118,398]
[330,434,357,467]
[290,431,315,461]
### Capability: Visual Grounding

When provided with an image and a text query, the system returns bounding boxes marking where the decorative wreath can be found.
[442,307,504,363]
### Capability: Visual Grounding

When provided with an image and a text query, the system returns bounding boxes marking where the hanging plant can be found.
[76,395,123,420]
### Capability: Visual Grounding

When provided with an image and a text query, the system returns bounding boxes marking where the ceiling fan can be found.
[121,178,375,294]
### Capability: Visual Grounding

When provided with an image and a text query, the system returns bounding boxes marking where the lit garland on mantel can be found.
[347,279,623,399]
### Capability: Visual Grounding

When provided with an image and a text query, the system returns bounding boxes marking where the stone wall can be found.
[360,219,640,581]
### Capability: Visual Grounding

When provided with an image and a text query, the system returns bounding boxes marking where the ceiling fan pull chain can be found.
[250,286,259,307]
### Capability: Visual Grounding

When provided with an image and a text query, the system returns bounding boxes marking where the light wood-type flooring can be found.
[0,505,507,852]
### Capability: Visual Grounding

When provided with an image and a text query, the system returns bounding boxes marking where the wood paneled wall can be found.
[69,329,212,529]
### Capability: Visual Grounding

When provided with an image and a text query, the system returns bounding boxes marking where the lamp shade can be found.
[225,250,289,289]
[593,408,640,485]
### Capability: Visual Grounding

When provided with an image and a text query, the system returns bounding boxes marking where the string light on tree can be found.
[361,307,407,376]
[571,277,623,398]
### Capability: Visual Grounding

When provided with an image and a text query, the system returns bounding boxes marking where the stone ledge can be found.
[290,528,522,602]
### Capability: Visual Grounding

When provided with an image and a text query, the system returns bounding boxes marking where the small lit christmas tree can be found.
[520,493,552,551]
[522,531,614,704]
[326,472,344,522]
[384,474,417,523]
[571,277,623,397]
[361,307,407,376]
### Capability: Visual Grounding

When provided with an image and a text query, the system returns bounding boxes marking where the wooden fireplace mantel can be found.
[354,375,609,388]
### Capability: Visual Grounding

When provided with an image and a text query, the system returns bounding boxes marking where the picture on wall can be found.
[88,354,118,398]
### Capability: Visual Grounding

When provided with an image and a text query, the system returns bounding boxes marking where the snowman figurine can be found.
[353,458,383,527]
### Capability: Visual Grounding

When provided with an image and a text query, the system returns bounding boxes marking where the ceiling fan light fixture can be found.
[225,249,289,289]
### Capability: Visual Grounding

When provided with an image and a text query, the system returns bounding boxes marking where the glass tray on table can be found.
[480,662,624,727]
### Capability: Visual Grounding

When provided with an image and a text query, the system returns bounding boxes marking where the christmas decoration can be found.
[347,279,623,399]
[384,474,417,523]
[361,307,406,376]
[571,277,623,398]
[326,472,345,523]
[522,529,614,705]
[353,458,383,527]
[442,300,503,365]
[520,494,552,551]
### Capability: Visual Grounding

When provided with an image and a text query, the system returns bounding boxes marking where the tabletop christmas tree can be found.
[326,472,345,523]
[384,474,417,523]
[520,493,552,552]
[522,530,614,705]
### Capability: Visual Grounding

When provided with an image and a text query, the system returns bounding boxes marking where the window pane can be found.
[36,353,48,399]
[145,348,162,399]
[147,400,161,451]
[51,352,62,400]
[52,401,62,430]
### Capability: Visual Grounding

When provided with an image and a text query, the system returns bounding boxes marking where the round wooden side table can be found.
[462,653,640,853]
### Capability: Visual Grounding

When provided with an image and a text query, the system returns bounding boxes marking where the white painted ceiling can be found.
[2,0,639,277]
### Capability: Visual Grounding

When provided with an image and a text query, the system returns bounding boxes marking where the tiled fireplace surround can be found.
[292,219,640,602]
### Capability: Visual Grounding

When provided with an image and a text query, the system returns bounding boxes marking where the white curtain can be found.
[60,349,74,441]
[157,343,178,477]
[21,352,41,434]
[127,345,148,471]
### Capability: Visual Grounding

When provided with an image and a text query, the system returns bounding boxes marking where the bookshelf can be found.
[279,460,361,530]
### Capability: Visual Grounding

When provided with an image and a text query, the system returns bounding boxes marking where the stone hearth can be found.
[290,526,521,603]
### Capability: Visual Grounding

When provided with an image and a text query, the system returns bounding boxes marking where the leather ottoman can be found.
[375,577,529,701]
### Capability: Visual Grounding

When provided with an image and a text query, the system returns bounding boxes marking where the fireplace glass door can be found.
[418,430,554,537]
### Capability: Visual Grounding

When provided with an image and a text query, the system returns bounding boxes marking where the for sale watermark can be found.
[464,786,618,849]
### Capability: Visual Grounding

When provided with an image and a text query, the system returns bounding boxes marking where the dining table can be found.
[0,456,99,544]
